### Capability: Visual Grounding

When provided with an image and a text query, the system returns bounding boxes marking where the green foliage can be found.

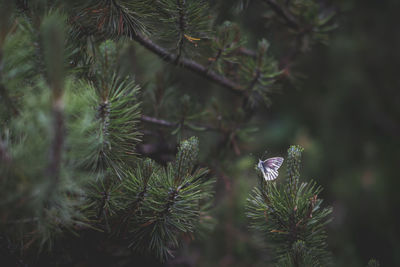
[0,6,214,262]
[208,21,245,73]
[100,138,214,261]
[0,0,345,265]
[0,12,88,252]
[241,39,281,107]
[0,78,87,251]
[154,0,212,57]
[66,75,141,180]
[71,0,150,39]
[41,11,67,93]
[247,145,332,266]
[286,145,303,189]
[174,136,199,183]
[276,241,317,267]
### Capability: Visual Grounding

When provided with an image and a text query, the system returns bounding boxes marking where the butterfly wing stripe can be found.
[264,157,284,171]
[264,168,278,181]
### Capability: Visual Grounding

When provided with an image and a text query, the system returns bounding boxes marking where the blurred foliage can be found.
[262,0,400,266]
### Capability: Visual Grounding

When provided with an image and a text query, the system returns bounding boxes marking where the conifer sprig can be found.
[241,39,281,106]
[247,145,332,266]
[117,137,215,261]
[66,74,141,180]
[154,0,211,60]
[208,21,245,74]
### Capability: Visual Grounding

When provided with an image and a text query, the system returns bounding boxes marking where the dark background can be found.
[147,0,399,266]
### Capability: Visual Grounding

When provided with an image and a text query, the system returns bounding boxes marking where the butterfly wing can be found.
[258,157,284,181]
[262,167,279,181]
[263,157,284,171]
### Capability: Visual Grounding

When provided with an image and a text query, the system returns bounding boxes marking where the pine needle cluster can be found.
[247,145,333,266]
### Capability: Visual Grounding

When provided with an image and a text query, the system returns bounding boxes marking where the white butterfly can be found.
[257,157,284,181]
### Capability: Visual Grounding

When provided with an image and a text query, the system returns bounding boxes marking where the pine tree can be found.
[0,0,352,265]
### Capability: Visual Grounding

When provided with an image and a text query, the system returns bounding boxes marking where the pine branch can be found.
[131,33,245,95]
[0,137,11,164]
[42,12,66,184]
[247,69,261,92]
[46,99,65,183]
[141,114,220,132]
[69,1,246,96]
[237,47,257,58]
[125,138,215,261]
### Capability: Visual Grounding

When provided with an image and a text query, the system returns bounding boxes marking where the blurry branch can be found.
[46,100,64,183]
[0,40,19,116]
[237,47,257,58]
[247,69,261,92]
[0,138,12,164]
[279,31,305,69]
[42,13,66,183]
[0,81,19,117]
[141,115,175,127]
[262,0,300,30]
[141,114,220,132]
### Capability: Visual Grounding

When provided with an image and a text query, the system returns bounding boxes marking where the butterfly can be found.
[257,157,284,181]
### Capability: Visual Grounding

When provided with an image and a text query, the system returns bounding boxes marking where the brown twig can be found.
[46,98,65,183]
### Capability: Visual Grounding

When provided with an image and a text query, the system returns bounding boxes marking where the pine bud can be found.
[286,145,304,187]
[174,136,199,184]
